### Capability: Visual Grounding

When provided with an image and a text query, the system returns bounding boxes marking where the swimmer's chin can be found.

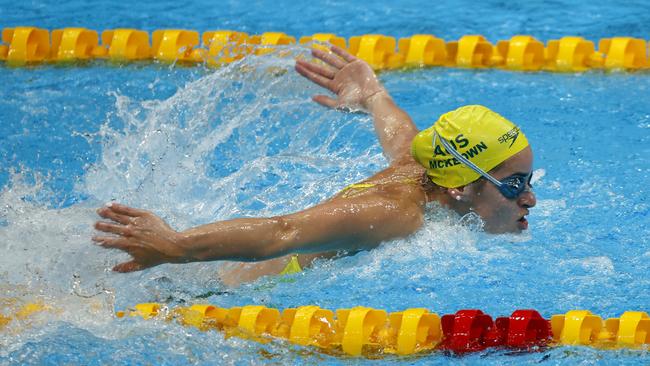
[483,226,524,235]
[486,222,530,235]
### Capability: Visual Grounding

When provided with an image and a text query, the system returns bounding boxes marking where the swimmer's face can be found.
[464,147,536,233]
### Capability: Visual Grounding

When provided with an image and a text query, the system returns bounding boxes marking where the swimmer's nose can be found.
[518,190,536,208]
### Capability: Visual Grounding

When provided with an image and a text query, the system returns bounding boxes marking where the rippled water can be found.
[1,0,650,365]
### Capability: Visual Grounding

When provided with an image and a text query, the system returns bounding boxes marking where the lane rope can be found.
[1,27,649,72]
[114,303,650,356]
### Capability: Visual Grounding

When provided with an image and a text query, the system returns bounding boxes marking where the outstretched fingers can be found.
[95,221,131,236]
[92,236,130,250]
[331,45,358,63]
[295,62,333,91]
[97,207,131,225]
[105,203,148,217]
[113,260,146,273]
[93,237,153,272]
[311,48,348,69]
[296,57,336,79]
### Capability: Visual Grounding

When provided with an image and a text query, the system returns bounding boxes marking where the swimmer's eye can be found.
[505,176,525,190]
[499,172,533,198]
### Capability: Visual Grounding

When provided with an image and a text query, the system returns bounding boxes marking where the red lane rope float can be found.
[1,27,648,72]
[117,304,650,356]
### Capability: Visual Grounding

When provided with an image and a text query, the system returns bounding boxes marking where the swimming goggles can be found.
[437,134,532,199]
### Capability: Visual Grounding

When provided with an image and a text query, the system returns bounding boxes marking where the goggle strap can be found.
[437,134,503,188]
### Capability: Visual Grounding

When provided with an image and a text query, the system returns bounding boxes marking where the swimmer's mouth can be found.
[517,214,529,230]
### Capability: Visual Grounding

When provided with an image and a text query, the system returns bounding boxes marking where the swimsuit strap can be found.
[339,178,421,198]
[398,177,420,185]
[339,183,377,198]
[341,183,376,192]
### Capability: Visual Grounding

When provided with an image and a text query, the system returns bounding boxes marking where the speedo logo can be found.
[498,126,520,148]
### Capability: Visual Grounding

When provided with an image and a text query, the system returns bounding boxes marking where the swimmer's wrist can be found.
[175,231,240,263]
[363,89,391,112]
[174,233,209,263]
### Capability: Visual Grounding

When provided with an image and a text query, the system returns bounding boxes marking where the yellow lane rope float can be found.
[1,27,649,72]
[111,303,650,356]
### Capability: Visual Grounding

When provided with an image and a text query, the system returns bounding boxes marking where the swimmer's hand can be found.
[93,203,187,272]
[295,45,387,112]
[296,45,418,162]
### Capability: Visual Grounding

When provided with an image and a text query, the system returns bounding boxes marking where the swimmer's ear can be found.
[445,187,471,202]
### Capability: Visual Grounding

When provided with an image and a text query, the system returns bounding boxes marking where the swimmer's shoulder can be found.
[377,162,429,209]
[329,155,426,201]
[331,175,427,211]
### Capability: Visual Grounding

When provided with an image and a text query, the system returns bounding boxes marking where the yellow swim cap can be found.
[411,105,529,188]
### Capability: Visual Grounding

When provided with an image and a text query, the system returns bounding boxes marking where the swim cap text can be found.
[430,139,488,169]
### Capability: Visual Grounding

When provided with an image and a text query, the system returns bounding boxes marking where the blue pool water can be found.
[1,1,649,365]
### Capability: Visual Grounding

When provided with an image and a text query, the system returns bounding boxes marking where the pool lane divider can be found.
[1,27,649,72]
[113,303,650,356]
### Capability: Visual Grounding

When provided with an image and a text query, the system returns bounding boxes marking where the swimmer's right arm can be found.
[94,199,423,272]
[295,46,419,162]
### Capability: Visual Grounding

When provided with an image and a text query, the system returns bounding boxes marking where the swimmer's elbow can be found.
[255,216,300,260]
[258,214,354,257]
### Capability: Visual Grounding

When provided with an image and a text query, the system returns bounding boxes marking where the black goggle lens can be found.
[497,173,532,199]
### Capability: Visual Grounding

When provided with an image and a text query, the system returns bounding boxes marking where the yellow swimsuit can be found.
[279,255,302,275]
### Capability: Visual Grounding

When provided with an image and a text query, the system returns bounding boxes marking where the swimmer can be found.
[93,46,536,286]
